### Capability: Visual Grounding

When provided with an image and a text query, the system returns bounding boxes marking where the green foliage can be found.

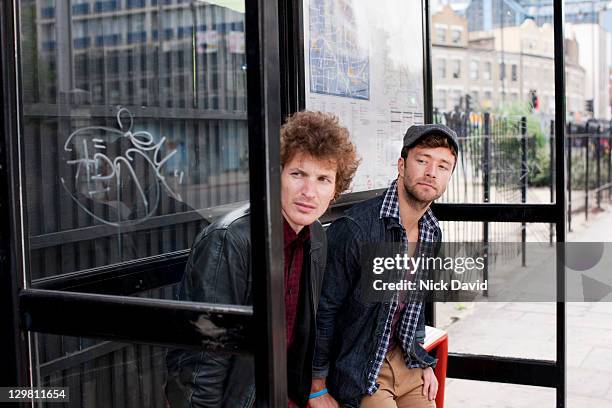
[495,101,551,187]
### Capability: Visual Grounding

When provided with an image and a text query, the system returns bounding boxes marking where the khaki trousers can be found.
[360,346,436,408]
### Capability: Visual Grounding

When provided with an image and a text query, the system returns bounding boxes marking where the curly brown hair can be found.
[281,110,360,200]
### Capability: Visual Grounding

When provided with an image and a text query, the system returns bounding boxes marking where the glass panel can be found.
[567,302,612,406]
[437,301,556,359]
[567,122,612,229]
[434,223,556,360]
[563,1,612,226]
[32,333,254,408]
[19,0,248,279]
[431,2,559,204]
[445,380,555,407]
[434,116,555,205]
[566,194,612,405]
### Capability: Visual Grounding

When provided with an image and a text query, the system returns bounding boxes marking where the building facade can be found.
[432,5,587,120]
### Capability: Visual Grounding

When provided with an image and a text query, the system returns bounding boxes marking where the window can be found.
[484,62,492,80]
[436,25,446,43]
[94,0,118,13]
[73,20,89,49]
[452,90,462,108]
[72,1,90,15]
[435,89,447,111]
[484,90,492,101]
[470,91,479,104]
[18,1,250,277]
[451,28,462,44]
[499,62,505,80]
[470,60,479,80]
[452,60,461,79]
[128,13,146,32]
[436,59,446,79]
[511,64,517,82]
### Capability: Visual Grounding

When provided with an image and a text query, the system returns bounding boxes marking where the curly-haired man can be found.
[166,111,360,408]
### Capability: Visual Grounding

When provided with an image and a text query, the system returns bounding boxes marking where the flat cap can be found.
[403,124,459,154]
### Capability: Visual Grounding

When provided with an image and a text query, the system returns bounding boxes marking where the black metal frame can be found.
[21,289,254,351]
[245,0,286,405]
[447,354,558,388]
[553,1,567,406]
[1,0,286,406]
[0,0,30,388]
[0,0,567,406]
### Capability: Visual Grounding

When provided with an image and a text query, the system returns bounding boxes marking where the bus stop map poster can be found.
[304,0,425,192]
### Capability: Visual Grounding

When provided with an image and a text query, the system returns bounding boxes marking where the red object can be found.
[423,326,449,408]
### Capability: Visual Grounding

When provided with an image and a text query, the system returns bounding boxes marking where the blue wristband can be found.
[309,388,328,399]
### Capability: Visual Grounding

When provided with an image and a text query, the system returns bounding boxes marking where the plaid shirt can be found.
[366,179,441,395]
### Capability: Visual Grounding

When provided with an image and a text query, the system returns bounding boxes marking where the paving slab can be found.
[566,325,612,347]
[502,302,557,314]
[444,379,555,408]
[566,342,594,368]
[493,339,555,361]
[516,311,557,327]
[567,368,612,399]
[566,395,612,408]
[588,302,612,315]
[566,303,590,317]
[568,313,612,330]
[606,383,612,401]
[580,347,612,371]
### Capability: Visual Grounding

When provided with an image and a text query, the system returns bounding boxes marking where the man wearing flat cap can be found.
[308,124,459,408]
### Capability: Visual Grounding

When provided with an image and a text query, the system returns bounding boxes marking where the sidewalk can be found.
[439,206,612,407]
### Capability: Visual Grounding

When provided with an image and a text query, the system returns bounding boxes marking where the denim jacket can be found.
[312,194,438,408]
[166,205,327,408]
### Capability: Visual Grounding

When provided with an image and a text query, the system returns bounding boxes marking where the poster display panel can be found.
[304,0,425,191]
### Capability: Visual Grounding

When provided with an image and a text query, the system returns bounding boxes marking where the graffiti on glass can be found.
[61,107,184,226]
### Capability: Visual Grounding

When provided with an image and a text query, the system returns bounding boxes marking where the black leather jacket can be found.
[166,204,327,408]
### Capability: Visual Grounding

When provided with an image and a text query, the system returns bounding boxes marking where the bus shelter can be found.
[0,0,569,406]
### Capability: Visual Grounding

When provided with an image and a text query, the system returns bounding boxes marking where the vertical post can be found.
[520,116,527,267]
[422,0,433,125]
[277,0,306,116]
[482,112,490,297]
[190,1,198,109]
[422,0,435,328]
[553,1,567,406]
[245,0,285,406]
[0,0,31,388]
[550,120,555,243]
[567,124,572,232]
[585,123,589,221]
[483,113,490,204]
[609,121,612,202]
[596,125,601,210]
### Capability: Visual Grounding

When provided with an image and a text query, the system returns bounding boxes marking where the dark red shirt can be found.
[283,219,310,408]
[283,219,310,351]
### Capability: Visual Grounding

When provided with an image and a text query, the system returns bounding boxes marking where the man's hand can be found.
[307,378,339,408]
[421,366,438,401]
